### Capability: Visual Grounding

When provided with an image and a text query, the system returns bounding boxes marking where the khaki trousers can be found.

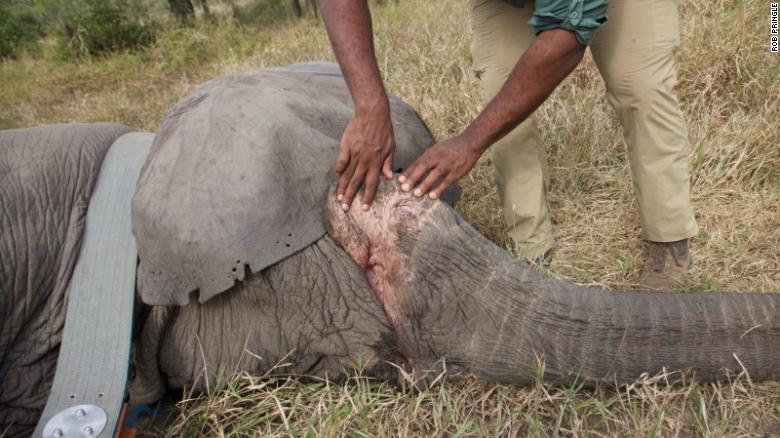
[470,0,699,259]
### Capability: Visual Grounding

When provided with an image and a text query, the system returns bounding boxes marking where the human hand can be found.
[398,135,483,200]
[335,109,395,211]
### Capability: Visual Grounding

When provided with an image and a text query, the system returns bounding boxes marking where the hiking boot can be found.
[531,250,553,267]
[511,240,553,267]
[637,239,692,291]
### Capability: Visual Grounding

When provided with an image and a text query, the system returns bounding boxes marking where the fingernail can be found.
[337,194,343,201]
[398,175,406,182]
[429,192,438,199]
[402,183,410,192]
[342,203,349,211]
[362,204,369,211]
[413,188,422,197]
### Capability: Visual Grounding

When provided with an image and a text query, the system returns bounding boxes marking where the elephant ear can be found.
[133,62,459,306]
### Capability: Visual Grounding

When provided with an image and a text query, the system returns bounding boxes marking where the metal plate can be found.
[42,405,107,437]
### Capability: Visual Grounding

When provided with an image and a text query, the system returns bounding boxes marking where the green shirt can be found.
[505,0,609,46]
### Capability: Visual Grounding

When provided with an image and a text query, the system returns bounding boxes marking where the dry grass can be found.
[147,370,780,437]
[2,0,779,436]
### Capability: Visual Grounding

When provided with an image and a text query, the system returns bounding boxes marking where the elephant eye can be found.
[393,198,414,209]
[392,200,419,219]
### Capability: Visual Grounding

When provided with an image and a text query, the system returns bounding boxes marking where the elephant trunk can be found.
[474,267,780,384]
[326,181,780,385]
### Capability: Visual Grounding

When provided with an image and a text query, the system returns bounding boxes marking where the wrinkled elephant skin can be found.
[326,179,780,385]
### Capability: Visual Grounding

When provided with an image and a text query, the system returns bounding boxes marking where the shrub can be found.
[58,0,157,58]
[0,2,42,59]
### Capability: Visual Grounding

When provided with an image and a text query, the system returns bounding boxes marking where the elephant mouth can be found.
[325,179,433,361]
[365,243,386,305]
[326,179,433,292]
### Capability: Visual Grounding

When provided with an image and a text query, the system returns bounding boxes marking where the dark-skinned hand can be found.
[398,134,483,200]
[335,110,395,211]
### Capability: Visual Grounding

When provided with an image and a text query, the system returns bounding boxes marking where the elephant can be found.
[0,62,450,435]
[1,63,778,436]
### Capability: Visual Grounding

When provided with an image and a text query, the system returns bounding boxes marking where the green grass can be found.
[1,0,779,436]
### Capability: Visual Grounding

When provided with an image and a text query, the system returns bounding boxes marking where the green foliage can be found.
[0,1,43,59]
[57,0,157,58]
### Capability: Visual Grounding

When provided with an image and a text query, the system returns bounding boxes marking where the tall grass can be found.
[151,371,780,437]
[1,0,778,435]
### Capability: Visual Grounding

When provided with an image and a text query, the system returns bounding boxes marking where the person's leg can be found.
[590,0,698,289]
[470,0,553,260]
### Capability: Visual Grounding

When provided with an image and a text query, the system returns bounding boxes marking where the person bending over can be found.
[320,0,697,291]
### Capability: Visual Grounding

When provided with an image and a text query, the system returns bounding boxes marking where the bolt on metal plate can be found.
[43,404,107,438]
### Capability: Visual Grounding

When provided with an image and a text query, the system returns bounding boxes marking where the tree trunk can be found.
[168,0,195,24]
[291,0,302,17]
[304,0,318,17]
[197,0,210,16]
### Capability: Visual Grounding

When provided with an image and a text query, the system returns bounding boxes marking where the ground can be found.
[1,0,778,436]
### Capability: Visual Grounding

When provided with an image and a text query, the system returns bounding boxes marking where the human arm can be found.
[399,28,586,199]
[320,0,395,211]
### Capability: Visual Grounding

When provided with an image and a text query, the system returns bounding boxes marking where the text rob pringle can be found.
[772,3,778,53]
